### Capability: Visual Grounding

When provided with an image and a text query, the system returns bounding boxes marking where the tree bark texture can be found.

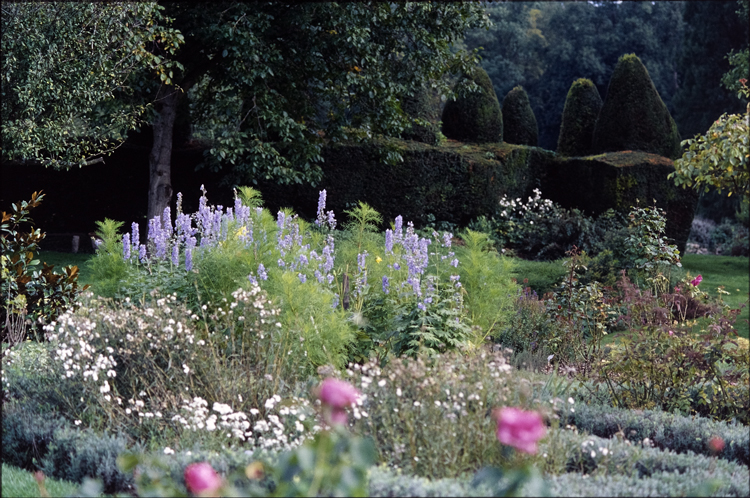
[147,86,180,221]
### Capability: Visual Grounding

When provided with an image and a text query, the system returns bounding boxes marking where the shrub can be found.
[591,271,749,423]
[40,426,134,494]
[1,191,88,343]
[592,54,681,159]
[348,350,547,480]
[556,78,603,157]
[688,216,717,247]
[441,66,503,143]
[501,86,538,146]
[39,288,327,451]
[1,402,68,470]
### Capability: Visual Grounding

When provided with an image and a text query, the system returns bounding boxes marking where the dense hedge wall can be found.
[539,151,697,254]
[259,139,554,227]
[260,140,695,254]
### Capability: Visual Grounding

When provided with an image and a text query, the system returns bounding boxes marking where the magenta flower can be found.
[184,462,223,496]
[495,407,546,454]
[319,378,361,408]
[691,275,702,287]
[318,378,361,425]
[668,330,675,337]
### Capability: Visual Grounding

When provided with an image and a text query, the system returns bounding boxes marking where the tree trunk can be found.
[147,86,180,221]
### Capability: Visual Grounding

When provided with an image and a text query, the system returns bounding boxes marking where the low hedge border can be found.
[560,402,750,465]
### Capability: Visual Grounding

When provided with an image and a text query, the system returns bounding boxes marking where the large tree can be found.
[3,2,491,221]
[1,2,183,168]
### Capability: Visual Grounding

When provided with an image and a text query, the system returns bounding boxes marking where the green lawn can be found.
[1,464,81,498]
[682,254,749,338]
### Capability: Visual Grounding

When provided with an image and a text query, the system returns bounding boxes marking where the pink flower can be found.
[674,286,680,293]
[319,378,361,409]
[690,275,702,287]
[184,463,223,496]
[495,407,546,454]
[708,436,725,454]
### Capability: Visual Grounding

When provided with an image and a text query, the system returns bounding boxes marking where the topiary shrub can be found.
[441,66,503,143]
[501,85,538,146]
[592,54,681,159]
[401,83,443,146]
[557,78,603,156]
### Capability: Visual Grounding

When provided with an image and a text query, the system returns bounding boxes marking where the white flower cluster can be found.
[497,188,554,219]
[169,394,317,452]
[231,285,282,328]
[43,292,199,404]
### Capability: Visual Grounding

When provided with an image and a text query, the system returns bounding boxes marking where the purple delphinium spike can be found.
[385,229,394,254]
[257,263,268,280]
[248,274,258,285]
[394,216,403,243]
[122,234,131,260]
[298,273,307,283]
[172,244,179,266]
[332,293,340,309]
[316,190,327,227]
[131,222,140,250]
[139,244,147,263]
[326,210,336,230]
[382,275,390,294]
[162,207,173,239]
[185,247,193,271]
[442,232,452,248]
[277,211,286,231]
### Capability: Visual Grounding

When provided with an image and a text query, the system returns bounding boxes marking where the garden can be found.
[2,2,749,497]
[2,182,748,497]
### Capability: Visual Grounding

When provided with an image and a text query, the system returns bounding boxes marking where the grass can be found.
[0,464,82,498]
[682,254,749,338]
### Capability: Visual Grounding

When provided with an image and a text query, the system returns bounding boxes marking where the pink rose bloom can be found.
[708,436,725,454]
[668,330,674,336]
[319,378,361,409]
[185,463,223,496]
[691,275,702,287]
[495,407,546,454]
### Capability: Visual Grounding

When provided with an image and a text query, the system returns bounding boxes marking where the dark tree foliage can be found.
[592,54,681,159]
[464,2,685,150]
[557,78,603,157]
[673,0,749,139]
[441,66,503,144]
[501,85,538,146]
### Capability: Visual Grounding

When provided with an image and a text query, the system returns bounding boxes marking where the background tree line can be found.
[461,0,747,150]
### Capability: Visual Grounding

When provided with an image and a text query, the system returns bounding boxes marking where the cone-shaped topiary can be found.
[557,78,603,156]
[592,54,681,159]
[401,83,443,145]
[501,86,538,146]
[441,66,503,143]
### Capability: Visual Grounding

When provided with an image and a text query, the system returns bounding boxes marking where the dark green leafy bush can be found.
[556,78,603,157]
[1,191,88,343]
[502,86,538,146]
[592,54,681,159]
[441,66,503,143]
